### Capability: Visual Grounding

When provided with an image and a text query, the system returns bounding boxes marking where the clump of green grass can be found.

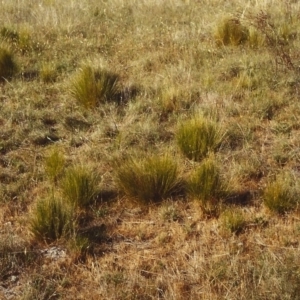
[67,235,90,261]
[176,116,222,162]
[70,65,119,109]
[263,173,299,214]
[214,17,249,46]
[0,46,18,81]
[221,208,246,234]
[61,165,99,207]
[44,148,65,183]
[0,26,19,42]
[187,156,223,213]
[115,155,182,203]
[30,197,74,242]
[248,26,265,48]
[40,63,57,83]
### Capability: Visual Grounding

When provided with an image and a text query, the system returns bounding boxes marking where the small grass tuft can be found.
[44,148,65,183]
[221,208,246,234]
[214,17,249,46]
[159,203,182,222]
[176,116,222,162]
[0,45,18,81]
[263,173,299,214]
[61,165,100,207]
[67,235,90,261]
[115,155,182,203]
[70,65,119,108]
[40,63,57,83]
[30,197,74,242]
[0,26,19,42]
[187,156,223,214]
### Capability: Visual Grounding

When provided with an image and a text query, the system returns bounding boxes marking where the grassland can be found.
[1,0,300,299]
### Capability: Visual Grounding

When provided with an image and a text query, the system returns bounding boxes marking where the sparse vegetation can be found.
[1,0,300,298]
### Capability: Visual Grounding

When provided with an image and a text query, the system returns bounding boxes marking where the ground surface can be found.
[1,0,300,299]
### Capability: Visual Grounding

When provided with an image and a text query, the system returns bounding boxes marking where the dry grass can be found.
[1,0,300,298]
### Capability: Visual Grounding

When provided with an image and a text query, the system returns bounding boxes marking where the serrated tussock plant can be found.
[221,208,246,234]
[30,197,74,242]
[44,148,65,183]
[115,155,182,203]
[263,173,299,214]
[176,116,222,162]
[40,63,57,83]
[214,17,249,46]
[187,156,223,213]
[70,65,119,108]
[0,27,19,42]
[61,165,99,207]
[0,46,18,81]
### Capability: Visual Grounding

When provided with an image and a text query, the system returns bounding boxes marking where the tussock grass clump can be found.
[40,63,57,83]
[187,156,223,213]
[176,116,222,162]
[62,165,99,207]
[30,197,73,242]
[0,26,19,42]
[44,148,65,183]
[115,155,182,203]
[221,208,246,234]
[263,173,299,214]
[70,65,119,109]
[0,46,18,81]
[67,235,90,261]
[215,17,249,46]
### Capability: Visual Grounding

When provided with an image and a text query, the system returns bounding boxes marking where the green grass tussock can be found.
[221,208,247,234]
[115,155,182,203]
[176,116,222,162]
[61,165,100,208]
[0,45,18,81]
[69,65,120,109]
[187,156,224,214]
[30,197,74,242]
[263,172,299,214]
[214,17,249,46]
[44,148,65,183]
